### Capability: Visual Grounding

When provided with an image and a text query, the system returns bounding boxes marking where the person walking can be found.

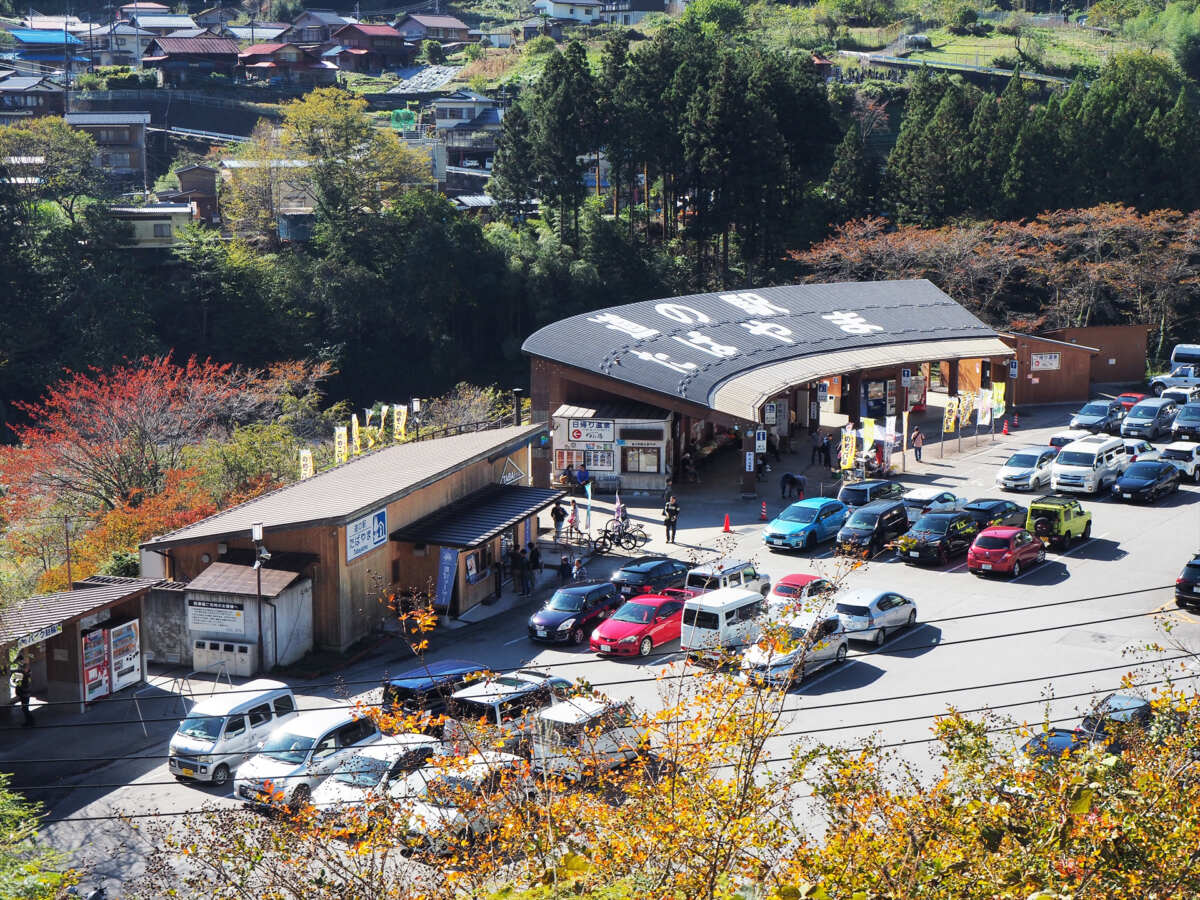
[517,549,532,596]
[550,501,567,544]
[662,495,680,543]
[571,558,587,581]
[820,433,833,468]
[911,426,925,462]
[567,499,579,538]
[12,655,33,728]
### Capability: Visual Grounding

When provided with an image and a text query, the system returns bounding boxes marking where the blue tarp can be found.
[11,28,83,45]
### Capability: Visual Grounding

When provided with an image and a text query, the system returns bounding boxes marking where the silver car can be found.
[835,589,919,647]
[994,446,1057,491]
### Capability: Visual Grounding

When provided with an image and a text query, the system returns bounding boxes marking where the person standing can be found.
[571,558,587,581]
[911,426,925,462]
[557,554,571,584]
[550,501,567,544]
[12,655,33,728]
[528,541,542,574]
[517,549,532,596]
[820,433,833,468]
[810,431,822,465]
[662,495,680,543]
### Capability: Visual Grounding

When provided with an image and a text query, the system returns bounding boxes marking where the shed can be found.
[1039,324,1151,384]
[999,333,1098,406]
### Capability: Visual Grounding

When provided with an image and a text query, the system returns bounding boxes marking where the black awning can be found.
[390,485,567,549]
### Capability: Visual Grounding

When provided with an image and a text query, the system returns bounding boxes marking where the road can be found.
[37,418,1200,894]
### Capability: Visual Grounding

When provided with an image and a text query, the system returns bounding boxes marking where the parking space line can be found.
[503,636,526,646]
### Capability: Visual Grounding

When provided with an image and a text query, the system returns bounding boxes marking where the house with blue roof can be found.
[9,29,88,70]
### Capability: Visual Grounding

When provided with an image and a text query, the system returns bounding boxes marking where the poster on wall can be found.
[186,599,245,637]
[82,629,110,703]
[433,547,458,612]
[108,619,142,693]
[1030,352,1061,371]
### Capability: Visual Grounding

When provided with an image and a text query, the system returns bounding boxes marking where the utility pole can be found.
[63,516,74,588]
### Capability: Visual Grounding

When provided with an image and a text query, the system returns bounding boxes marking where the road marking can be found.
[503,636,527,646]
[1153,600,1200,625]
[942,561,967,574]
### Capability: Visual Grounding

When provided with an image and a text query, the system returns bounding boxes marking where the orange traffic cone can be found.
[722,514,733,533]
[1013,412,1020,429]
[1002,419,1009,435]
[760,501,767,521]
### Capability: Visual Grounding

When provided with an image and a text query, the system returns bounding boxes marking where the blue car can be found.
[763,498,848,551]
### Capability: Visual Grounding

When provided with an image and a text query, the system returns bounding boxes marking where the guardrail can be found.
[147,125,247,143]
[854,53,1074,86]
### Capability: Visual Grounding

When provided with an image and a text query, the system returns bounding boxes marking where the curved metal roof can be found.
[522,280,1010,421]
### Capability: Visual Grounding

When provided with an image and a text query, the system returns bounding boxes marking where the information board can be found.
[186,599,245,637]
[347,508,388,561]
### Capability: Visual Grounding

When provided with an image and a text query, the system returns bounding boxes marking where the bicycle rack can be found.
[133,662,232,737]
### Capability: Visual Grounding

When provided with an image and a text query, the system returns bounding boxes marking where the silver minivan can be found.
[1122,398,1177,440]
[683,560,770,597]
[168,679,297,786]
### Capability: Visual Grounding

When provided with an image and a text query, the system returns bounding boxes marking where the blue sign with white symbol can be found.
[434,547,458,611]
[1008,359,1018,379]
[346,508,388,561]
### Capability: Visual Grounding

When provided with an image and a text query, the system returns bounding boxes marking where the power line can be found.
[5,582,1179,712]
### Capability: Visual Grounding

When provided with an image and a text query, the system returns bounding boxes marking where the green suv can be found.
[1026,496,1092,550]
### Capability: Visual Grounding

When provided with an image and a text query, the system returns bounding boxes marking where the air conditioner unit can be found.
[231,642,254,678]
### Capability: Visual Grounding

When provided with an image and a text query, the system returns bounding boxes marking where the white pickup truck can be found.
[1151,365,1200,396]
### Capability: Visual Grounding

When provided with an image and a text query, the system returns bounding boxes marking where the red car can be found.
[1118,392,1147,411]
[967,526,1045,578]
[590,592,687,657]
[767,573,835,611]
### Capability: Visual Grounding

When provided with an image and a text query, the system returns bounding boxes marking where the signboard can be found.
[585,449,614,470]
[809,401,819,421]
[82,628,109,703]
[755,428,767,454]
[764,402,777,425]
[942,396,960,433]
[840,430,856,470]
[16,622,62,651]
[958,392,975,427]
[433,547,457,611]
[299,449,314,480]
[817,382,829,402]
[1030,352,1060,371]
[1008,359,1019,379]
[186,599,246,637]
[108,619,142,692]
[745,451,755,473]
[978,388,993,425]
[885,379,897,417]
[80,607,111,631]
[347,508,388,561]
[900,368,911,387]
[499,457,526,485]
[568,419,614,443]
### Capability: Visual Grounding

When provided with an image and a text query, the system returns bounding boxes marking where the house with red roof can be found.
[329,22,414,70]
[141,36,240,85]
[238,42,339,85]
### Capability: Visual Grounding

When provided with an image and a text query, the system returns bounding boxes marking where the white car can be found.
[1048,431,1080,450]
[1121,438,1159,468]
[234,709,381,809]
[833,589,919,647]
[311,734,445,823]
[530,697,646,779]
[994,446,1057,491]
[740,611,848,688]
[900,487,967,523]
[393,750,532,855]
[1160,442,1200,482]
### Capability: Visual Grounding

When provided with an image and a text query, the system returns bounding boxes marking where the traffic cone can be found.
[722,514,732,533]
[760,501,767,521]
[1013,411,1020,429]
[1002,419,1009,435]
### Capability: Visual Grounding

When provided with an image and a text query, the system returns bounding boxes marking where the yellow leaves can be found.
[776,883,829,900]
[1068,788,1094,816]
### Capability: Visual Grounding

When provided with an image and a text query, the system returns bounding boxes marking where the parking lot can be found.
[31,408,1200,890]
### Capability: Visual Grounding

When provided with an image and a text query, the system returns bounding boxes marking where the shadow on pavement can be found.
[1059,537,1125,562]
[1007,560,1072,586]
[869,623,943,659]
[794,659,885,694]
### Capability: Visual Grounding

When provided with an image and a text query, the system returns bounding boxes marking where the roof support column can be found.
[740,429,756,498]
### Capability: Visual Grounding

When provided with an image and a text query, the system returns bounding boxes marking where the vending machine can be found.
[82,628,110,703]
[108,619,142,692]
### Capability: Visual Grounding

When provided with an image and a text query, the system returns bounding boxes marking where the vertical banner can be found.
[433,547,458,612]
[992,382,1006,418]
[861,417,876,448]
[977,389,993,426]
[364,409,374,429]
[584,481,593,531]
[82,629,110,703]
[840,430,856,470]
[396,404,407,441]
[351,414,361,455]
[299,448,314,480]
[957,392,975,428]
[334,426,349,464]
[942,397,960,433]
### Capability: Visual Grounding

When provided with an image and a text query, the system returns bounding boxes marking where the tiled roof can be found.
[0,579,158,646]
[146,36,240,54]
[336,23,402,36]
[132,14,200,27]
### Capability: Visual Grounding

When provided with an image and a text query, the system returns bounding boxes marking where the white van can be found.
[1172,344,1200,367]
[530,697,646,779]
[680,587,765,661]
[683,560,770,597]
[1051,435,1124,495]
[168,679,297,786]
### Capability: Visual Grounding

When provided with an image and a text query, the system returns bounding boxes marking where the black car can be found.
[609,556,688,597]
[961,498,1026,529]
[528,580,621,645]
[1171,402,1200,440]
[899,511,978,565]
[1176,554,1200,608]
[836,479,906,511]
[1069,398,1125,434]
[381,658,486,724]
[1021,727,1091,762]
[835,499,909,557]
[1112,460,1181,503]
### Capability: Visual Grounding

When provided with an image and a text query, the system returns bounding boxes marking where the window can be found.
[555,448,584,471]
[733,601,761,623]
[248,703,272,727]
[622,447,660,474]
[682,608,720,629]
[273,695,295,716]
[725,571,742,586]
[153,223,172,238]
[338,719,375,747]
[821,618,840,635]
[224,715,246,736]
[619,427,664,441]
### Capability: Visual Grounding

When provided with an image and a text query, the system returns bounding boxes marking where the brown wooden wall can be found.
[1041,325,1150,384]
[1003,336,1094,406]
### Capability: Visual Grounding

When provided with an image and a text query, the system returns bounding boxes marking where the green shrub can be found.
[76,73,104,90]
[525,34,556,54]
[422,38,446,64]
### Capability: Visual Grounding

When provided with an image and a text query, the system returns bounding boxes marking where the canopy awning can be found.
[390,485,566,549]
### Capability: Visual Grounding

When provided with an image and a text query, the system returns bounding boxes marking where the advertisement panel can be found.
[187,599,245,637]
[1030,352,1060,371]
[347,508,387,561]
[82,628,110,703]
[942,397,960,433]
[567,419,614,443]
[108,619,142,693]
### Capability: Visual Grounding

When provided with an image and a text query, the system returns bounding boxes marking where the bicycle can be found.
[603,517,649,550]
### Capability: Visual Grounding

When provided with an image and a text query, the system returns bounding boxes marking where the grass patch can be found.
[340,72,400,95]
[906,25,1143,73]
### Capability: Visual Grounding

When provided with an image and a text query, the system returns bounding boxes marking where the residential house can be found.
[157,163,220,226]
[470,27,515,48]
[0,75,65,123]
[227,23,290,43]
[108,203,193,248]
[195,6,240,27]
[21,14,83,30]
[117,1,169,18]
[141,36,240,85]
[393,13,470,43]
[8,29,87,74]
[529,0,601,22]
[434,90,503,177]
[598,0,666,25]
[328,23,413,70]
[165,26,233,39]
[238,43,339,85]
[84,23,157,67]
[520,17,564,40]
[283,9,357,44]
[218,158,316,227]
[64,112,150,183]
[129,14,200,35]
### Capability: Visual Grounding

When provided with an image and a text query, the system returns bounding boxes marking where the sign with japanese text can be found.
[1030,352,1060,371]
[978,388,993,425]
[958,392,975,427]
[186,599,245,637]
[755,429,767,453]
[433,547,457,612]
[334,426,349,464]
[840,431,856,470]
[17,622,61,651]
[299,448,314,480]
[568,419,614,443]
[942,397,960,433]
[395,404,407,440]
[347,508,388,561]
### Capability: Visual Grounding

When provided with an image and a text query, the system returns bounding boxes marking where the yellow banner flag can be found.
[351,414,361,455]
[958,392,974,427]
[396,404,407,440]
[861,417,876,448]
[942,397,960,433]
[299,448,314,480]
[334,426,349,464]
[840,431,856,470]
[992,382,1006,407]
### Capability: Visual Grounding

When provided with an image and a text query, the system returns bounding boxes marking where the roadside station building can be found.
[140,424,561,669]
[523,280,1016,492]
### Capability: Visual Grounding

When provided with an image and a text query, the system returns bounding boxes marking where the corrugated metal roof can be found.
[523,280,1006,420]
[146,36,240,54]
[10,29,83,44]
[0,579,157,646]
[186,561,299,597]
[399,13,468,28]
[390,485,566,548]
[66,112,151,124]
[710,337,1012,419]
[142,423,547,549]
[335,23,403,36]
[228,26,288,40]
[131,14,198,27]
[0,77,60,91]
[554,401,670,421]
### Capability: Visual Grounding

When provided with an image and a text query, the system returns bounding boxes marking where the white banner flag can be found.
[977,389,992,425]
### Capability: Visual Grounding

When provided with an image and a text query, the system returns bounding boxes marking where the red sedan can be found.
[590,592,686,657]
[767,573,835,611]
[1118,392,1147,411]
[967,526,1045,578]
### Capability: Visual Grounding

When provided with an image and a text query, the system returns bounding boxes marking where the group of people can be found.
[502,542,542,597]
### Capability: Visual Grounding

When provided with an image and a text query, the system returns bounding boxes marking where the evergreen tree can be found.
[825,122,877,222]
[1002,95,1066,217]
[488,102,537,218]
[883,67,949,223]
[889,81,974,225]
